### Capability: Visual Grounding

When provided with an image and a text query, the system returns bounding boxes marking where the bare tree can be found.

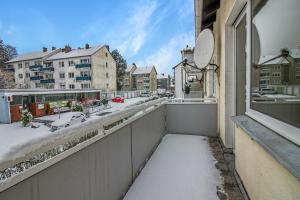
[0,39,18,88]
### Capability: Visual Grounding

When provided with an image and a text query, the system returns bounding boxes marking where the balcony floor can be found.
[124,134,243,200]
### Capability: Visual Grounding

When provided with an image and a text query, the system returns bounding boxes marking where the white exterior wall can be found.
[52,56,92,89]
[10,59,43,89]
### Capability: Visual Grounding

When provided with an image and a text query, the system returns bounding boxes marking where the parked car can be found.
[112,96,125,103]
[140,91,151,97]
[50,112,86,132]
[259,88,277,95]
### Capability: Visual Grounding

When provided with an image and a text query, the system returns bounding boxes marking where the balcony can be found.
[75,63,91,69]
[39,67,54,72]
[0,98,243,199]
[30,76,43,81]
[40,79,55,84]
[76,76,91,81]
[29,65,43,70]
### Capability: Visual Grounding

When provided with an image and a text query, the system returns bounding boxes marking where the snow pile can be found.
[124,134,223,200]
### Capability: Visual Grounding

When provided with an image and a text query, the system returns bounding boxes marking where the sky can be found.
[0,0,195,75]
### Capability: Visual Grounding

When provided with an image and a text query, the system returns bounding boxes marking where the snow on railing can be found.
[167,98,218,104]
[0,98,167,184]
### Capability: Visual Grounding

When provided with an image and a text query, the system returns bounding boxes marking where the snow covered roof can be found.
[126,65,135,73]
[6,50,58,63]
[132,66,157,75]
[259,56,289,65]
[157,74,169,79]
[46,45,104,60]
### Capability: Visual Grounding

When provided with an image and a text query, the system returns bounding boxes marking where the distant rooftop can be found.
[132,66,156,75]
[46,45,104,60]
[6,50,58,63]
[157,74,169,79]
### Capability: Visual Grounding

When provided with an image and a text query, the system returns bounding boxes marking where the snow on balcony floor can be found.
[124,134,225,200]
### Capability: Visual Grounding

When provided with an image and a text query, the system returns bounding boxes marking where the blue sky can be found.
[0,0,195,74]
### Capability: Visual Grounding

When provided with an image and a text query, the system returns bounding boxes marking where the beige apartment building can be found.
[194,0,300,199]
[132,66,157,91]
[121,63,137,91]
[6,44,117,91]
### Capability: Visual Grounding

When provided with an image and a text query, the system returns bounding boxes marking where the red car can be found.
[112,96,125,103]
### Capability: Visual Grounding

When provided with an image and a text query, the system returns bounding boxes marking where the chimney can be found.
[42,47,47,52]
[85,43,90,49]
[52,46,56,51]
[64,45,72,53]
[104,45,110,51]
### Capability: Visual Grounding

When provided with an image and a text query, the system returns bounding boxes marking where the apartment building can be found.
[6,44,117,91]
[157,73,171,91]
[132,66,157,91]
[121,63,137,91]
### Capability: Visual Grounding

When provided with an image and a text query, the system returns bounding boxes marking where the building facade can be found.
[6,45,117,91]
[121,63,137,91]
[132,66,157,92]
[157,74,171,91]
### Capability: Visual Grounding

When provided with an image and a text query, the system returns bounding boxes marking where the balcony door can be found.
[234,12,247,116]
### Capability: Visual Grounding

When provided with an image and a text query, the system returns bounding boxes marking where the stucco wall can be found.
[235,127,300,200]
[214,0,236,147]
[91,47,116,91]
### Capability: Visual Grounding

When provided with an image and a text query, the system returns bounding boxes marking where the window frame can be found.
[244,0,300,145]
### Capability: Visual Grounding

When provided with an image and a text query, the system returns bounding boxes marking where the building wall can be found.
[149,69,157,91]
[214,0,236,147]
[91,47,116,91]
[235,127,300,200]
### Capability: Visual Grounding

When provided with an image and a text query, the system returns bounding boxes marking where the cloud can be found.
[116,1,157,57]
[178,0,194,19]
[137,32,194,75]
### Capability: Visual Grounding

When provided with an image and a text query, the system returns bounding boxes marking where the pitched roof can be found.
[157,74,169,79]
[125,64,137,73]
[132,66,156,75]
[46,45,104,60]
[6,50,57,63]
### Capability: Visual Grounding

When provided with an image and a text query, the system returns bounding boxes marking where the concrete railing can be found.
[0,98,218,199]
[166,98,218,136]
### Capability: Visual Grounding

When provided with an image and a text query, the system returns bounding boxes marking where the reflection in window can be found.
[251,0,300,128]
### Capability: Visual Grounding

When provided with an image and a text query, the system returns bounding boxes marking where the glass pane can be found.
[251,0,300,128]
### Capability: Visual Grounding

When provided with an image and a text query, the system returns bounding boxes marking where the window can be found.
[80,58,90,64]
[68,60,74,66]
[68,73,74,78]
[106,72,109,78]
[45,62,52,67]
[59,61,65,67]
[18,63,22,69]
[18,74,23,78]
[26,73,30,78]
[80,71,90,77]
[105,52,108,57]
[296,71,300,80]
[250,0,300,140]
[60,84,66,89]
[25,62,29,68]
[81,83,90,89]
[106,62,108,68]
[106,83,109,88]
[59,73,65,79]
[69,84,75,89]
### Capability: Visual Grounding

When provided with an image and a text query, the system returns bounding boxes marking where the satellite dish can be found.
[194,29,215,69]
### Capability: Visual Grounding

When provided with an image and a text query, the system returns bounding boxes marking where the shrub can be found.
[21,110,33,127]
[72,104,83,112]
[101,98,109,106]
